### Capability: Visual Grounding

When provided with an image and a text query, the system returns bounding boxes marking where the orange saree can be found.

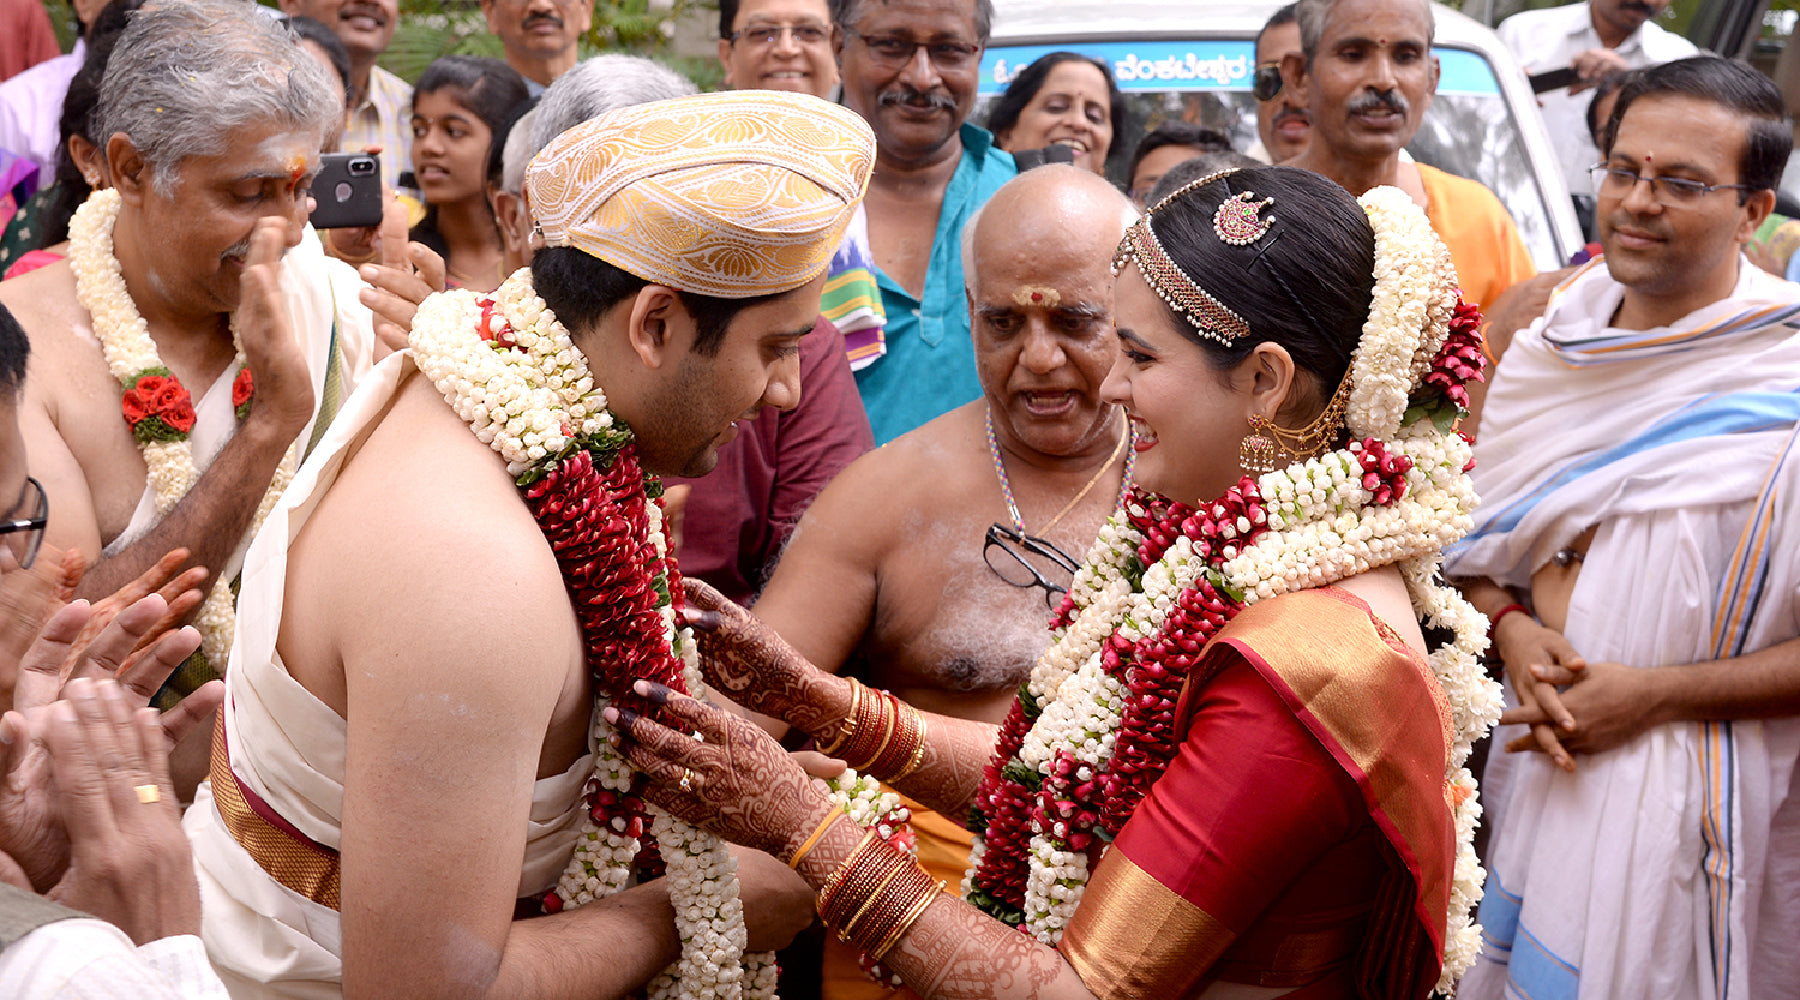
[1059,587,1455,999]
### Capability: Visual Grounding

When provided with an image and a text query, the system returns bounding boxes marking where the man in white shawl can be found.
[1450,56,1800,1000]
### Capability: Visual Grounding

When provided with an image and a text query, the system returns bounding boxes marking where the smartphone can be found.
[309,152,383,230]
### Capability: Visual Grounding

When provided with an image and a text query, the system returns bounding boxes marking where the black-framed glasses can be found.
[1588,163,1748,205]
[729,23,830,46]
[0,478,47,570]
[983,523,1079,608]
[847,30,980,70]
[1252,63,1283,102]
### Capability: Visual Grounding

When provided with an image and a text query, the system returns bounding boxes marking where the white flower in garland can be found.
[967,185,1503,990]
[412,271,764,1000]
[68,188,297,672]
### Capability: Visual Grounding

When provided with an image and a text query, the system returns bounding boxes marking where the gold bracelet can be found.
[786,805,843,870]
[871,877,944,961]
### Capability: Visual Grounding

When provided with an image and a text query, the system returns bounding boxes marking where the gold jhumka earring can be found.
[1237,372,1354,475]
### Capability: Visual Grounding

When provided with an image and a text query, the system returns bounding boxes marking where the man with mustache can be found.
[0,0,381,785]
[1281,0,1533,315]
[1450,55,1800,1000]
[834,0,1016,445]
[483,0,589,96]
[1252,3,1310,164]
[748,165,1136,999]
[1498,0,1695,199]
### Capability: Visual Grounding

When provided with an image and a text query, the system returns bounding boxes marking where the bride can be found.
[611,165,1501,1000]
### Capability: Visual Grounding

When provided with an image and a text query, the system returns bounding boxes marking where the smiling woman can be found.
[408,55,528,293]
[986,52,1129,177]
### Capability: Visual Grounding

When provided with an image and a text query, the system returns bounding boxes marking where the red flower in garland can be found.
[121,370,197,441]
[233,367,254,420]
[1423,298,1487,412]
[1350,437,1413,507]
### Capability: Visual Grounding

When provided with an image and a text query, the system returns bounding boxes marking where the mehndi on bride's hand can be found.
[680,578,847,735]
[606,680,834,863]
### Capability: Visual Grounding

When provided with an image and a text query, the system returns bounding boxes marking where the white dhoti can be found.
[182,354,593,999]
[1449,260,1800,1000]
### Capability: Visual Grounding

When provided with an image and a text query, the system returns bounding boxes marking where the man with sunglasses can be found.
[750,165,1133,1000]
[1451,57,1800,999]
[834,0,1017,446]
[1251,3,1311,164]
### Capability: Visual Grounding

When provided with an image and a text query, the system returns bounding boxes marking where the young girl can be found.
[409,55,527,292]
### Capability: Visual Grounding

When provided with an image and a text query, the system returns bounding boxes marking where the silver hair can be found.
[501,105,540,196]
[519,54,697,183]
[96,0,338,197]
[835,0,993,47]
[1296,0,1435,63]
[960,165,1137,294]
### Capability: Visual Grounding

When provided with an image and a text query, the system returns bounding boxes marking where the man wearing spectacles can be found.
[1251,3,1311,165]
[834,0,1017,446]
[717,0,837,98]
[1451,56,1800,1000]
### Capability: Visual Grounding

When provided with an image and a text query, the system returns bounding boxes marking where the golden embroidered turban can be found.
[525,90,876,299]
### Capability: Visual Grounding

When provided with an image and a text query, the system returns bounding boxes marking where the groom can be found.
[185,90,875,998]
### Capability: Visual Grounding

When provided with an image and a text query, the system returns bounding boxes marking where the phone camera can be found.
[350,158,376,177]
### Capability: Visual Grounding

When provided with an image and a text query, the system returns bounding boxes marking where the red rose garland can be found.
[121,369,198,441]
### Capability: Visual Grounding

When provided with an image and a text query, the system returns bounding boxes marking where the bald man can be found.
[748,165,1135,999]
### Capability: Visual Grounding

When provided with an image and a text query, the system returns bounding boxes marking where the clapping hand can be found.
[1,678,202,944]
[0,549,220,891]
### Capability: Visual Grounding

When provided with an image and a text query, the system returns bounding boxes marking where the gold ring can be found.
[134,784,161,805]
[679,768,693,793]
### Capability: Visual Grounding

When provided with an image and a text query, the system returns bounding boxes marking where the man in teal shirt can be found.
[836,0,1016,444]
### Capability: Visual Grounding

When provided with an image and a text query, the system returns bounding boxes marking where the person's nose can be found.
[772,26,802,56]
[1368,52,1399,94]
[762,351,802,412]
[1620,173,1663,215]
[897,43,941,90]
[1018,321,1066,374]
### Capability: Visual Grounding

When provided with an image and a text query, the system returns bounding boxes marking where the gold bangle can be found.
[787,805,843,870]
[853,863,927,956]
[817,828,879,917]
[816,678,864,756]
[841,860,909,940]
[856,691,899,771]
[825,852,908,936]
[872,877,944,961]
[890,711,928,781]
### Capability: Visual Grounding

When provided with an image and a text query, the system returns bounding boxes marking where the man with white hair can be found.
[0,0,377,738]
[748,163,1134,1000]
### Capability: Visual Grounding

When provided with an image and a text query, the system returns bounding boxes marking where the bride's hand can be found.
[680,578,839,731]
[607,680,834,862]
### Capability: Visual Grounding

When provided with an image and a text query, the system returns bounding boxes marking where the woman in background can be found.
[408,55,526,292]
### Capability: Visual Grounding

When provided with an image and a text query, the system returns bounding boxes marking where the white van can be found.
[975,1,1585,269]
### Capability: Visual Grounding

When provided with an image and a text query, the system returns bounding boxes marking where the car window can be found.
[977,40,1566,269]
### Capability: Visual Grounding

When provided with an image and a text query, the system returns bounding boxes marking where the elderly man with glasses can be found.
[832,0,1016,445]
[1449,56,1800,1000]
[748,164,1134,1000]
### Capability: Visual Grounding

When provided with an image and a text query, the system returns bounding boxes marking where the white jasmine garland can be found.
[413,270,761,1000]
[970,186,1502,991]
[68,188,297,672]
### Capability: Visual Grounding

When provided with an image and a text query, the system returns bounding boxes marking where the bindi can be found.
[1012,285,1061,308]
